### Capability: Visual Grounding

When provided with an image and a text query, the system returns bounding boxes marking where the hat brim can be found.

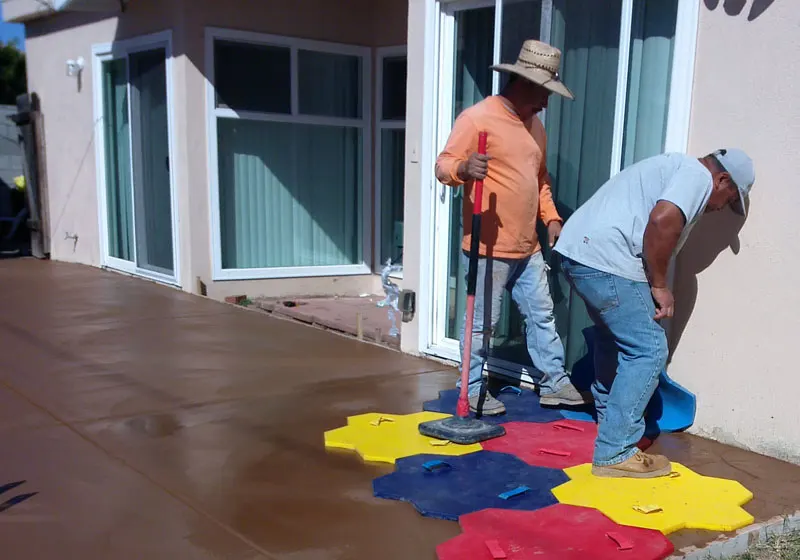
[490,63,575,100]
[731,189,747,217]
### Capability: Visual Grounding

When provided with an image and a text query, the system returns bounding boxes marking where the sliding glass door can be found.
[427,0,681,384]
[96,33,178,283]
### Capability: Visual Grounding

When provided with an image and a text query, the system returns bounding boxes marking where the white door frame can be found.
[92,30,181,287]
[419,0,701,379]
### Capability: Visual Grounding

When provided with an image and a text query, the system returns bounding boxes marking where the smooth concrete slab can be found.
[75,372,461,558]
[0,385,58,433]
[0,259,242,332]
[0,262,439,423]
[0,260,457,559]
[1,259,800,558]
[0,425,267,560]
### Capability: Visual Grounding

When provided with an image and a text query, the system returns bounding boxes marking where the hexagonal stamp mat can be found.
[552,462,754,534]
[324,412,482,464]
[437,505,675,559]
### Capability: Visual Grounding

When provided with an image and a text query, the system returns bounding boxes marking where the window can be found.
[207,30,371,279]
[214,41,291,113]
[376,47,407,270]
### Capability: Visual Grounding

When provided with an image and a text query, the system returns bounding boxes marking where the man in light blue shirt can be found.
[554,149,755,478]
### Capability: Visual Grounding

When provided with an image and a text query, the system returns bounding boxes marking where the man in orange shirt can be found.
[435,40,590,416]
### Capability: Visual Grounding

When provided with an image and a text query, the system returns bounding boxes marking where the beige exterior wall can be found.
[25,2,188,273]
[670,1,800,463]
[23,0,408,301]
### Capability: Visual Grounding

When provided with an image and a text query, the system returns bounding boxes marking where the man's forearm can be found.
[642,221,681,289]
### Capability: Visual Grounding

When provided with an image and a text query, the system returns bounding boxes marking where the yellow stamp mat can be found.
[324,412,482,464]
[552,462,754,534]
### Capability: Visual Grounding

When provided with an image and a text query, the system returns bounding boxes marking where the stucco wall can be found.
[24,0,407,300]
[670,0,800,463]
[25,2,187,270]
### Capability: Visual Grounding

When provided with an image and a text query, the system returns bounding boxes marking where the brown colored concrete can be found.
[0,259,799,559]
[0,260,455,559]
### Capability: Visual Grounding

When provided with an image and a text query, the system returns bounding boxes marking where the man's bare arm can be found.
[642,201,686,289]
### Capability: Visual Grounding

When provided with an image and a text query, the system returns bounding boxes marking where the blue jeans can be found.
[560,257,667,466]
[457,251,570,398]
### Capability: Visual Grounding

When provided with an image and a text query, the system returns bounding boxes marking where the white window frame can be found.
[374,45,407,279]
[205,28,372,281]
[91,30,182,288]
[418,0,701,370]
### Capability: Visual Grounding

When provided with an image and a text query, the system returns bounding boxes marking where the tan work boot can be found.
[539,383,593,407]
[591,450,672,479]
[469,392,506,416]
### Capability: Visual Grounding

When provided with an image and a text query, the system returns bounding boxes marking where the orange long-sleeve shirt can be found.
[435,95,562,259]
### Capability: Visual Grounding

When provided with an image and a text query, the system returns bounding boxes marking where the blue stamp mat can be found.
[423,387,563,424]
[373,451,567,521]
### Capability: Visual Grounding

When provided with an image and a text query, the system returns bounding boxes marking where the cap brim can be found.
[490,63,575,100]
[731,189,747,217]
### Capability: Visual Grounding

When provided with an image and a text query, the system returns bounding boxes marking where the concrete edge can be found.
[671,511,800,559]
[253,300,402,350]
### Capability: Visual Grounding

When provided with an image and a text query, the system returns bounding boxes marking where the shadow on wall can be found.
[703,0,776,21]
[667,202,748,363]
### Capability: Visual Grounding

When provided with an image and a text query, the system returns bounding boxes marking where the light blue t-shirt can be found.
[554,153,713,283]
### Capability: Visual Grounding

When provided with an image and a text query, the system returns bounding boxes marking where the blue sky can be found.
[0,4,26,49]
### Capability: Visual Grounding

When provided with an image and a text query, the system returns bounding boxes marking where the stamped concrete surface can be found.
[0,259,799,559]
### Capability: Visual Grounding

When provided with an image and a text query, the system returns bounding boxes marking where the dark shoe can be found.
[591,451,672,479]
[540,383,593,407]
[468,392,506,416]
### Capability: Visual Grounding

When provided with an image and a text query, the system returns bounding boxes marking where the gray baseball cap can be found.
[714,148,755,216]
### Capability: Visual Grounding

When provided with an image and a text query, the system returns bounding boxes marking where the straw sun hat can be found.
[490,39,574,100]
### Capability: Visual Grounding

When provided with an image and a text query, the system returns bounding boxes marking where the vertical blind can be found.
[218,120,362,269]
[102,58,134,262]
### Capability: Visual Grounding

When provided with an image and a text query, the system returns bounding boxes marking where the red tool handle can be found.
[456,131,488,419]
[471,132,488,215]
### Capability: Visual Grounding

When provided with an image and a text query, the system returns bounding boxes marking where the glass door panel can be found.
[486,0,544,368]
[431,0,680,379]
[445,5,495,342]
[443,1,544,370]
[129,48,174,275]
[101,58,134,262]
[99,42,176,283]
[546,0,623,369]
